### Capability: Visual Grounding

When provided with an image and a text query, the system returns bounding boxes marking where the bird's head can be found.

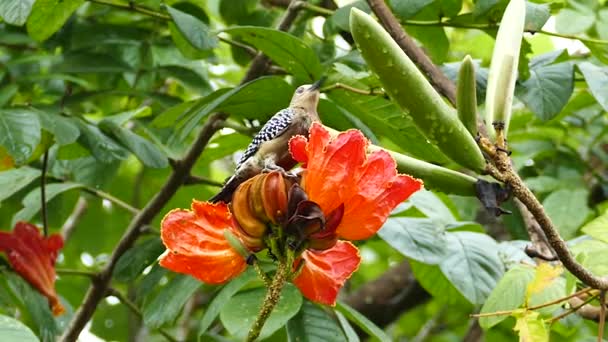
[290,77,326,111]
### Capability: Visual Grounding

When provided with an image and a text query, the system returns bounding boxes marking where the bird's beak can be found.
[309,76,327,91]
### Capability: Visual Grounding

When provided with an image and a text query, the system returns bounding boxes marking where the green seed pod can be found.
[349,8,486,172]
[380,147,477,196]
[457,55,478,136]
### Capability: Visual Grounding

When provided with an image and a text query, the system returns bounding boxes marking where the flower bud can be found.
[231,172,292,240]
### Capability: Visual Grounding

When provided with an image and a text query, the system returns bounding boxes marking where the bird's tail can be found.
[209,175,240,203]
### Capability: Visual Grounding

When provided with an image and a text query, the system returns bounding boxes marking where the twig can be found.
[514,198,557,261]
[367,0,457,106]
[106,287,178,342]
[61,197,89,242]
[296,1,334,16]
[321,83,385,96]
[550,293,599,323]
[402,20,608,45]
[86,0,170,20]
[221,121,258,136]
[81,186,140,215]
[472,287,595,318]
[40,151,49,236]
[241,0,304,83]
[182,175,224,187]
[599,291,606,342]
[218,36,258,57]
[412,307,445,342]
[529,287,594,311]
[56,269,98,278]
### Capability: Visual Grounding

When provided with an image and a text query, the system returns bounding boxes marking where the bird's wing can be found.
[236,108,294,168]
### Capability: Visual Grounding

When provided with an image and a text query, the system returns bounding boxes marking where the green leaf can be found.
[98,120,168,168]
[555,0,596,35]
[35,110,80,146]
[0,167,40,204]
[166,5,217,51]
[219,283,302,340]
[440,231,504,304]
[581,210,608,243]
[324,1,370,34]
[224,26,322,82]
[113,237,165,283]
[0,84,19,108]
[287,300,347,342]
[516,58,574,121]
[578,62,608,112]
[524,2,551,32]
[334,311,359,342]
[571,239,608,278]
[513,311,549,342]
[334,301,391,342]
[0,314,38,342]
[198,269,259,336]
[143,274,201,329]
[0,271,57,342]
[0,108,41,164]
[100,107,152,126]
[327,91,448,163]
[55,52,133,73]
[528,273,566,317]
[479,265,535,329]
[542,188,590,239]
[12,182,83,226]
[26,0,84,42]
[75,120,129,163]
[408,190,456,224]
[217,77,293,121]
[0,0,34,26]
[378,217,447,264]
[410,259,471,307]
[169,77,289,144]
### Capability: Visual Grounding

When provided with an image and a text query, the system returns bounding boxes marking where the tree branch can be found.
[106,287,178,342]
[344,261,429,332]
[61,197,89,242]
[86,0,170,20]
[366,0,456,105]
[40,151,49,236]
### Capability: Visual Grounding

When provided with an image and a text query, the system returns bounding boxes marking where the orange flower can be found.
[160,201,249,284]
[159,123,422,306]
[288,122,423,304]
[0,222,65,315]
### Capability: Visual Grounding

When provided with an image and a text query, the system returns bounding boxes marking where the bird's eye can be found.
[296,87,305,94]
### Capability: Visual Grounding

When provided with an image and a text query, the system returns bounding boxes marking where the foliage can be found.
[0,0,607,340]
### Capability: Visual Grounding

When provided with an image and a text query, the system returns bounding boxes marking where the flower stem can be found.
[247,258,290,341]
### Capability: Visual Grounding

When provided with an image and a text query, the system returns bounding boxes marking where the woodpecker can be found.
[210,79,324,203]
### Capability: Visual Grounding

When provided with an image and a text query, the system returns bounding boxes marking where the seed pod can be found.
[370,145,477,196]
[350,8,486,172]
[485,0,526,137]
[457,55,478,136]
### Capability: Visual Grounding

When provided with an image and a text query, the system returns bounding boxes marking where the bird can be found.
[209,78,325,203]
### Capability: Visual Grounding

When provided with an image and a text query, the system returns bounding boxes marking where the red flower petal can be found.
[288,135,309,166]
[160,201,247,284]
[290,123,423,240]
[299,123,368,216]
[337,150,423,240]
[0,222,64,315]
[293,241,360,305]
